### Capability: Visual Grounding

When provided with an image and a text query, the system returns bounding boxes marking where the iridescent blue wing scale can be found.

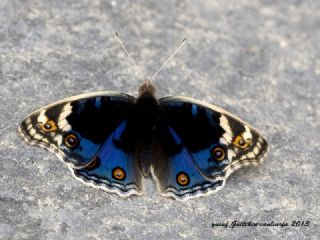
[153,96,268,200]
[151,126,223,200]
[73,121,143,196]
[19,92,144,197]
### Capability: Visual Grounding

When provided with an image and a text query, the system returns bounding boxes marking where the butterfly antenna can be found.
[150,37,187,82]
[115,32,145,81]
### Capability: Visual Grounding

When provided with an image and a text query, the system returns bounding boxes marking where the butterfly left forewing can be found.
[19,92,144,197]
[153,96,268,200]
[19,92,134,167]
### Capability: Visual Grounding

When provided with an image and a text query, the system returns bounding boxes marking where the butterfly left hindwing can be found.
[19,92,144,196]
[151,96,268,200]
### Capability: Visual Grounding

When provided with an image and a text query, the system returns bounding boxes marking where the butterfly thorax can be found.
[136,81,159,132]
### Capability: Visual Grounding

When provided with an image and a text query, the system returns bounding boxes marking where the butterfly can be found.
[18,36,268,201]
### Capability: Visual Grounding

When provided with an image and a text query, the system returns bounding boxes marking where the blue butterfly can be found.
[18,37,268,201]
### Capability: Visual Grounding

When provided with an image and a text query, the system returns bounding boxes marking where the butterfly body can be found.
[19,81,268,201]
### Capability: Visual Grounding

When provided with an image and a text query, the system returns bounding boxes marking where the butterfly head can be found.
[138,80,156,97]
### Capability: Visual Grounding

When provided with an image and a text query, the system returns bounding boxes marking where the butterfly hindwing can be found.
[151,125,223,200]
[73,121,143,196]
[153,96,268,200]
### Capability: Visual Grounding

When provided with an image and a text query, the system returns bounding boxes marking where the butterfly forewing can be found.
[19,92,144,197]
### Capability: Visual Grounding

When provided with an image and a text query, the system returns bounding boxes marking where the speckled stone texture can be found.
[0,0,319,239]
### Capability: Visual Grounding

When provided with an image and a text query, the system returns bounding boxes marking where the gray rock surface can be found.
[0,0,319,239]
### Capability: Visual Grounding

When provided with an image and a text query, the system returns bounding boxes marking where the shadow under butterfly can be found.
[18,35,268,201]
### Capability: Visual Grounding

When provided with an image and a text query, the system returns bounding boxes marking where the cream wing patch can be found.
[37,110,48,124]
[58,103,72,132]
[219,114,233,144]
[243,125,253,140]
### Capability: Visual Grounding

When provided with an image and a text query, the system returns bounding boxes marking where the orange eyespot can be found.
[64,134,79,148]
[233,134,251,149]
[112,167,126,181]
[211,147,225,161]
[176,172,190,186]
[40,120,57,132]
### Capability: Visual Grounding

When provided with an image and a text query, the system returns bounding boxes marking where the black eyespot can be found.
[233,134,251,149]
[40,120,57,132]
[211,147,225,161]
[64,134,79,148]
[238,138,246,146]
